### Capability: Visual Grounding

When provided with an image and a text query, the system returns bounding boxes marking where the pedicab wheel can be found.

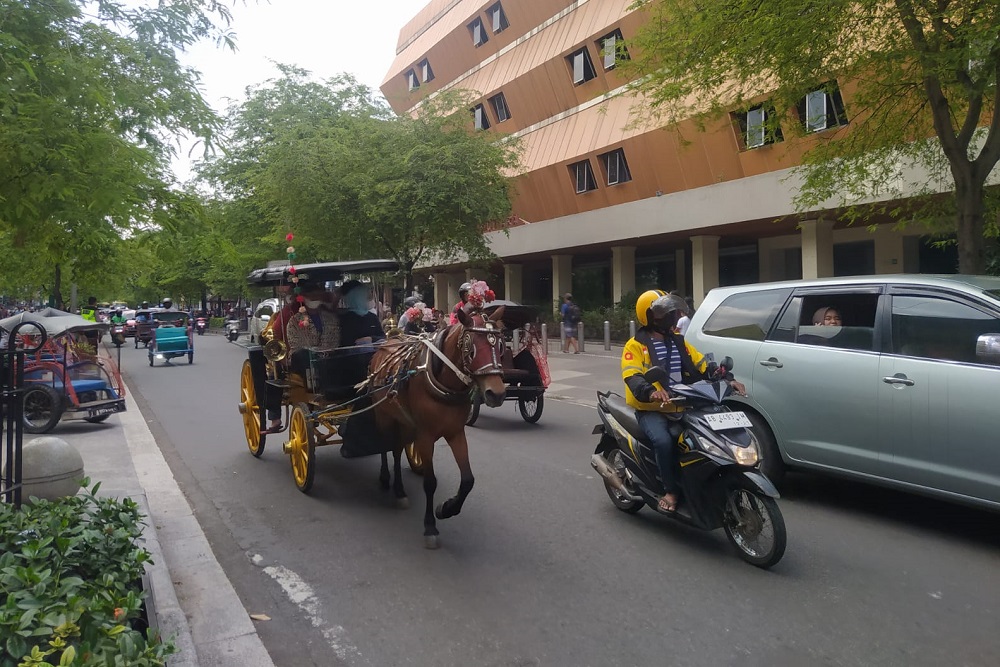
[465,398,481,426]
[288,403,316,493]
[240,360,265,457]
[723,486,786,569]
[22,385,63,434]
[517,393,544,423]
[404,442,427,475]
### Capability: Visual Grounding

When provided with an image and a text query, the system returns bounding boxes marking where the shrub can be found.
[0,480,175,667]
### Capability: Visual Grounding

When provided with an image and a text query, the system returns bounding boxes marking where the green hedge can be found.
[0,480,175,666]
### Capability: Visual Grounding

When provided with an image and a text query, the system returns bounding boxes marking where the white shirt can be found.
[676,315,691,336]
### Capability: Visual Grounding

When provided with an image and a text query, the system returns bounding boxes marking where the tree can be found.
[0,0,233,301]
[623,0,1000,273]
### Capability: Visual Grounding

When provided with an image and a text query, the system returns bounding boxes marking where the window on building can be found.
[488,2,509,33]
[472,103,491,131]
[419,59,434,84]
[405,69,419,92]
[489,93,510,123]
[469,17,488,47]
[734,103,783,149]
[797,82,848,132]
[600,148,632,185]
[597,29,628,70]
[567,47,597,85]
[569,160,597,193]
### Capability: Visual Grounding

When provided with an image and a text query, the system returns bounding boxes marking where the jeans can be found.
[636,410,682,496]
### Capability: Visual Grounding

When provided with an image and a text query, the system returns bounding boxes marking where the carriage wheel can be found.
[465,398,481,426]
[405,442,427,475]
[518,393,544,423]
[288,403,316,493]
[240,360,265,457]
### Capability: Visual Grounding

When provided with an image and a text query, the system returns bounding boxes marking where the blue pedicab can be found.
[148,310,194,366]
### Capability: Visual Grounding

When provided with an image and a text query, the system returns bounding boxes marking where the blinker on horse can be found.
[369,305,506,548]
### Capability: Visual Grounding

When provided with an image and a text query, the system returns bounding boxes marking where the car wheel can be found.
[748,411,785,486]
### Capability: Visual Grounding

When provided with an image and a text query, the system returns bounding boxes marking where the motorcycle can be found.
[225,318,241,342]
[110,323,127,347]
[590,359,786,568]
[195,317,208,335]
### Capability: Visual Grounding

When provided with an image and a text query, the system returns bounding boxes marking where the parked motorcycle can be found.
[590,359,786,568]
[225,318,240,342]
[195,317,208,335]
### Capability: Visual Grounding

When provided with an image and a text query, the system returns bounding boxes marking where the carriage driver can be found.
[263,278,341,433]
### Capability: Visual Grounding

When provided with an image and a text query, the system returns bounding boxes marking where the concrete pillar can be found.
[674,249,687,295]
[690,236,719,308]
[447,274,461,308]
[611,246,635,304]
[800,218,835,279]
[504,264,523,304]
[757,238,775,283]
[874,225,906,274]
[433,273,450,311]
[552,254,573,317]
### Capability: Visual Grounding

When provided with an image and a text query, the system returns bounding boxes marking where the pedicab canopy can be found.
[0,308,110,337]
[246,260,401,287]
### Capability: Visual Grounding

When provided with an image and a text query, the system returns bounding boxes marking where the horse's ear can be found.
[489,306,505,323]
[457,306,473,327]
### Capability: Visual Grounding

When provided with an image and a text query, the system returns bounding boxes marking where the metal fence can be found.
[1,322,47,508]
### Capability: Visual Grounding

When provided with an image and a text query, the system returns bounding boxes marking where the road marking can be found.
[251,554,361,661]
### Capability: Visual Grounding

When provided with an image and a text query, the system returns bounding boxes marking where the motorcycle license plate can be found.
[704,411,752,430]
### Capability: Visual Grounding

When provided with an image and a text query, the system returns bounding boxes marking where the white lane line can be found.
[251,554,361,662]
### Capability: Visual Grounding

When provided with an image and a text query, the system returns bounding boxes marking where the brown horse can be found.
[369,306,506,548]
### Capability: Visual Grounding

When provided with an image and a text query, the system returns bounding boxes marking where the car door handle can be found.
[759,358,783,368]
[882,375,915,386]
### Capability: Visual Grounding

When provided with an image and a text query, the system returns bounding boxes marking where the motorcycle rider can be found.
[622,291,745,513]
[110,309,126,325]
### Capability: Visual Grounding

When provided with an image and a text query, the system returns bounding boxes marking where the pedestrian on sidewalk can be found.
[561,292,581,354]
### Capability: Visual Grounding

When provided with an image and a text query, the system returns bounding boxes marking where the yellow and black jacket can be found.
[621,329,709,413]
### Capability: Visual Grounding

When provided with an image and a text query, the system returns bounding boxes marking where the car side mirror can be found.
[260,314,270,322]
[976,334,1000,364]
[643,366,669,385]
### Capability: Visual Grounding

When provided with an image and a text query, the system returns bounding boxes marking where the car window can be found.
[891,295,1000,365]
[701,288,791,341]
[771,293,878,351]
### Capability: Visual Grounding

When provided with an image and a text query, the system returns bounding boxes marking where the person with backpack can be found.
[560,292,581,354]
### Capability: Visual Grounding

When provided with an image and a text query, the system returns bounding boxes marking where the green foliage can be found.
[0,480,175,666]
[624,0,1000,273]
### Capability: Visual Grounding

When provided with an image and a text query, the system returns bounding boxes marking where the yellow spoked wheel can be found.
[240,360,265,458]
[288,403,316,493]
[405,443,427,475]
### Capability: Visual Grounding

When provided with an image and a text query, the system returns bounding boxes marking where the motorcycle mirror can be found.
[705,361,719,377]
[260,314,270,322]
[643,366,669,385]
[720,356,735,372]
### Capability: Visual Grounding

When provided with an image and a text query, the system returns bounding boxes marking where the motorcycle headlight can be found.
[731,443,759,466]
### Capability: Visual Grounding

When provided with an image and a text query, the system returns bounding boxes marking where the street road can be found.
[122,334,1000,667]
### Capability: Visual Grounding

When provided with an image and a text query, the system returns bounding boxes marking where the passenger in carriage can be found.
[337,280,386,348]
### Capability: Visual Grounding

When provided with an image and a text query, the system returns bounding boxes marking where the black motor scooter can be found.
[590,360,786,568]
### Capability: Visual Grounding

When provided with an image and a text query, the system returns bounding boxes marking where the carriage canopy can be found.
[246,260,401,287]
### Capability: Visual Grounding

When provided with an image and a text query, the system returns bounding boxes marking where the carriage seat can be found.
[500,348,532,381]
[154,326,189,352]
[309,348,374,401]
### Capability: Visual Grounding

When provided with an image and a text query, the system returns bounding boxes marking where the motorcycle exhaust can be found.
[591,454,638,498]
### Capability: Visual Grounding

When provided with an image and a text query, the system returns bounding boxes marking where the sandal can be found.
[658,494,678,513]
[261,421,283,435]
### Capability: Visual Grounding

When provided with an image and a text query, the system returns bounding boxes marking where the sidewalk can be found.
[66,346,275,667]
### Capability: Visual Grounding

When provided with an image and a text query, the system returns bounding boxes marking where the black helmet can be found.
[648,294,686,333]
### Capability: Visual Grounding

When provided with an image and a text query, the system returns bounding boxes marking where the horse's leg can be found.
[435,431,475,520]
[379,451,390,490]
[392,445,408,509]
[417,436,440,549]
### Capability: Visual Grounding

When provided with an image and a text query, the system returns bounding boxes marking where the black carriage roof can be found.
[482,300,539,328]
[246,260,400,287]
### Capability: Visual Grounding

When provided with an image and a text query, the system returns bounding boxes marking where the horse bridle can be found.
[459,316,505,377]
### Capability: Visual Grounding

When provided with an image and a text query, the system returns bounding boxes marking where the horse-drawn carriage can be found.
[0,308,126,433]
[237,260,512,547]
[465,300,550,426]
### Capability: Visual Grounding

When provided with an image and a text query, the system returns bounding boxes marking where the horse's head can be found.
[457,306,507,407]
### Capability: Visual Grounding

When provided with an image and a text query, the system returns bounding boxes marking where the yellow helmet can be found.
[635,289,668,327]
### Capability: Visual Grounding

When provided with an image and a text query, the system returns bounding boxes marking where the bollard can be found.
[629,319,636,338]
[540,323,549,357]
[604,321,611,350]
[512,328,521,352]
[560,322,566,352]
[577,321,585,353]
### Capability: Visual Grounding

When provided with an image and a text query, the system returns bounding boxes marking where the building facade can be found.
[381,0,957,313]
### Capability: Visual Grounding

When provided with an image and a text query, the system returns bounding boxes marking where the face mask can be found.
[344,290,369,315]
[304,298,323,309]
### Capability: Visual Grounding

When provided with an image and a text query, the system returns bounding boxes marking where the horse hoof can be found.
[424,535,440,549]
[396,497,410,509]
[434,503,445,520]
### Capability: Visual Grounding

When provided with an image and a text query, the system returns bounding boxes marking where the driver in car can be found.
[621,291,746,513]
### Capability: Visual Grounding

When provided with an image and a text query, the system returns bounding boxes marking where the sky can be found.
[174,0,424,179]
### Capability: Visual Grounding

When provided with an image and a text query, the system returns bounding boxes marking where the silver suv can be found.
[685,275,1000,511]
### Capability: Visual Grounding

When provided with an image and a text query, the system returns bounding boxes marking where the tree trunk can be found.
[53,264,63,309]
[954,178,987,274]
